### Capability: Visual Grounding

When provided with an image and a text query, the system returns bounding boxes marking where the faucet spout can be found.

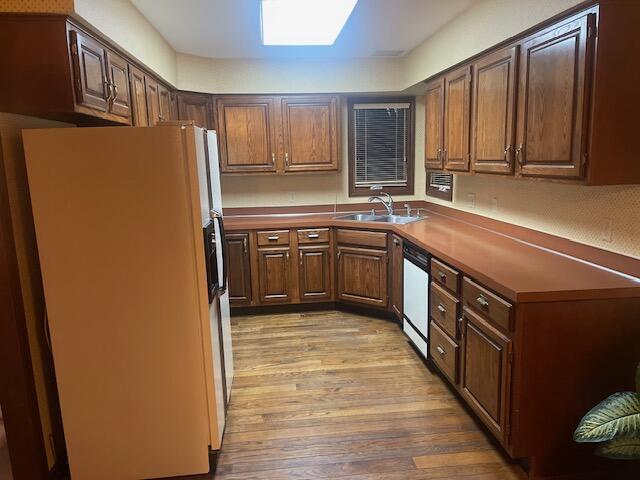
[368,192,394,215]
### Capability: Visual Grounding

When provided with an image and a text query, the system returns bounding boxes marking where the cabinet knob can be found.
[285,152,289,166]
[438,272,447,282]
[307,233,319,239]
[476,294,489,308]
[437,304,446,314]
[436,345,445,355]
[267,235,279,241]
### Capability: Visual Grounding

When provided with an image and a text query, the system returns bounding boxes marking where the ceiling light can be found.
[261,0,357,46]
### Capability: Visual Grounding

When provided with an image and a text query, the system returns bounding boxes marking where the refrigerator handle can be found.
[211,210,227,294]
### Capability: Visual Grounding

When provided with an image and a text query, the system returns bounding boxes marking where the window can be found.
[348,97,415,196]
[426,172,453,201]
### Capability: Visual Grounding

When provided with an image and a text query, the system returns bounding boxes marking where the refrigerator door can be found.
[23,126,210,479]
[206,130,234,404]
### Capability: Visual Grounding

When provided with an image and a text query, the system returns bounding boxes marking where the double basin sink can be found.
[335,213,424,225]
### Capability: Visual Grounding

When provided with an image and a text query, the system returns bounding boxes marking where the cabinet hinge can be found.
[581,152,588,167]
[587,24,597,39]
[70,42,78,56]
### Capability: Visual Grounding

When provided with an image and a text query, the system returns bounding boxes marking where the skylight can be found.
[261,0,357,46]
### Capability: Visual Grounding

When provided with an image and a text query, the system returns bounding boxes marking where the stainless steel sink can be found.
[336,213,424,224]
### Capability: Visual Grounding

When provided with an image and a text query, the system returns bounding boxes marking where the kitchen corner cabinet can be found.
[216,95,341,174]
[226,233,252,305]
[178,92,214,129]
[337,246,388,307]
[424,3,640,185]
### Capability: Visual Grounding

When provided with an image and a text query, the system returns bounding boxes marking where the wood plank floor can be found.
[205,310,524,480]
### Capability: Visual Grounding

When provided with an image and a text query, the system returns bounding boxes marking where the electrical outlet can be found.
[466,193,475,208]
[601,218,613,242]
[491,197,499,212]
[288,192,296,204]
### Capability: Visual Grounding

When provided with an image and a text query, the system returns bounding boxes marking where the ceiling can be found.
[131,0,477,59]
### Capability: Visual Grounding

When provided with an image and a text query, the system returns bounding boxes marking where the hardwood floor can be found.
[209,310,524,480]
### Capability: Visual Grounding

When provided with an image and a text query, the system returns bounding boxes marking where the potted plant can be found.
[574,363,640,459]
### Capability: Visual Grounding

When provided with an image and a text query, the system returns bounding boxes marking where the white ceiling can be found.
[131,0,477,59]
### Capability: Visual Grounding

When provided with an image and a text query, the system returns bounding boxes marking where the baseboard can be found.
[231,301,399,323]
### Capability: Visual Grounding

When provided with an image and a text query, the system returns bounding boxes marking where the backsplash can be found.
[426,175,640,259]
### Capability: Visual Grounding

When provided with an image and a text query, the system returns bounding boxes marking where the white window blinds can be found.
[353,102,410,187]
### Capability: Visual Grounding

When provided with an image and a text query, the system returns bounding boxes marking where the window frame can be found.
[347,96,415,197]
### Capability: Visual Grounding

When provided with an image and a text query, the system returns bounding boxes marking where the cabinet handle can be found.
[393,238,400,246]
[436,345,445,355]
[442,148,447,162]
[242,239,247,254]
[104,79,113,104]
[438,271,447,282]
[458,317,464,336]
[285,152,289,166]
[299,251,303,265]
[307,233,319,239]
[271,152,275,164]
[337,250,341,259]
[437,148,442,161]
[437,304,446,314]
[267,235,279,241]
[515,144,524,166]
[504,144,511,166]
[285,251,290,261]
[112,82,119,101]
[476,294,489,308]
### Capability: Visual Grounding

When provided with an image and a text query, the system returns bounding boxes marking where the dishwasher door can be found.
[403,255,430,355]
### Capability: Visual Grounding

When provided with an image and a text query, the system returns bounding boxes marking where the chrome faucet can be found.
[368,185,394,215]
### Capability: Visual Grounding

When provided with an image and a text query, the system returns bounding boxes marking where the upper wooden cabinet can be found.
[424,3,640,185]
[216,95,341,174]
[515,13,591,180]
[471,46,518,175]
[129,67,149,127]
[145,76,161,125]
[424,78,445,170]
[105,50,131,119]
[178,92,214,129]
[443,65,472,172]
[216,96,278,173]
[280,96,340,172]
[69,28,109,113]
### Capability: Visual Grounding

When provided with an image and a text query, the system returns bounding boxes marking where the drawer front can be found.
[430,282,459,339]
[463,277,513,331]
[431,258,460,295]
[297,228,330,244]
[257,230,290,246]
[430,321,458,384]
[336,229,387,249]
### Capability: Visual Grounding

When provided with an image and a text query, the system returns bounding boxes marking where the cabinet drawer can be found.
[336,229,387,249]
[430,282,459,338]
[257,230,290,246]
[297,228,329,244]
[431,258,460,295]
[463,277,512,331]
[430,321,458,384]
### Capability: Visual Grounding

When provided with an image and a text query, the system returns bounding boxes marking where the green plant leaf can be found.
[595,437,640,460]
[574,392,640,443]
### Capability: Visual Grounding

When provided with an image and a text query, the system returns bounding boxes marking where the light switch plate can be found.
[466,193,475,208]
[491,197,499,212]
[601,218,613,242]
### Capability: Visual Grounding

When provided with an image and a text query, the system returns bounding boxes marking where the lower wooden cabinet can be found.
[390,234,403,319]
[257,246,292,304]
[460,306,512,440]
[226,233,252,305]
[298,245,332,301]
[337,246,388,308]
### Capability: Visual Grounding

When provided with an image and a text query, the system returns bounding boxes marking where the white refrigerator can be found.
[23,123,233,480]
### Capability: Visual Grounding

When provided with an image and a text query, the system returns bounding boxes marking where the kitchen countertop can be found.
[224,209,640,303]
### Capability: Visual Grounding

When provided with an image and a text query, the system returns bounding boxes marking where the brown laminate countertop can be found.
[224,209,640,303]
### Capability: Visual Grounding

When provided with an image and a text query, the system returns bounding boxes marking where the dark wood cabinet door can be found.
[105,50,131,119]
[460,307,512,440]
[281,96,340,172]
[298,245,331,302]
[226,233,252,306]
[471,46,518,174]
[337,246,388,308]
[128,66,149,126]
[425,78,445,170]
[443,65,472,172]
[257,246,291,304]
[516,13,593,179]
[158,84,172,122]
[178,92,213,129]
[169,91,179,121]
[69,29,109,112]
[216,97,278,173]
[390,234,403,319]
[145,76,161,125]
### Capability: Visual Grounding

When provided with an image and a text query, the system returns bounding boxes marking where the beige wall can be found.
[0,113,73,468]
[177,53,403,95]
[221,97,426,208]
[0,0,72,13]
[73,0,177,85]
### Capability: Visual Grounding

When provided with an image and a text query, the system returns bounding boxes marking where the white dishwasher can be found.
[402,243,430,359]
